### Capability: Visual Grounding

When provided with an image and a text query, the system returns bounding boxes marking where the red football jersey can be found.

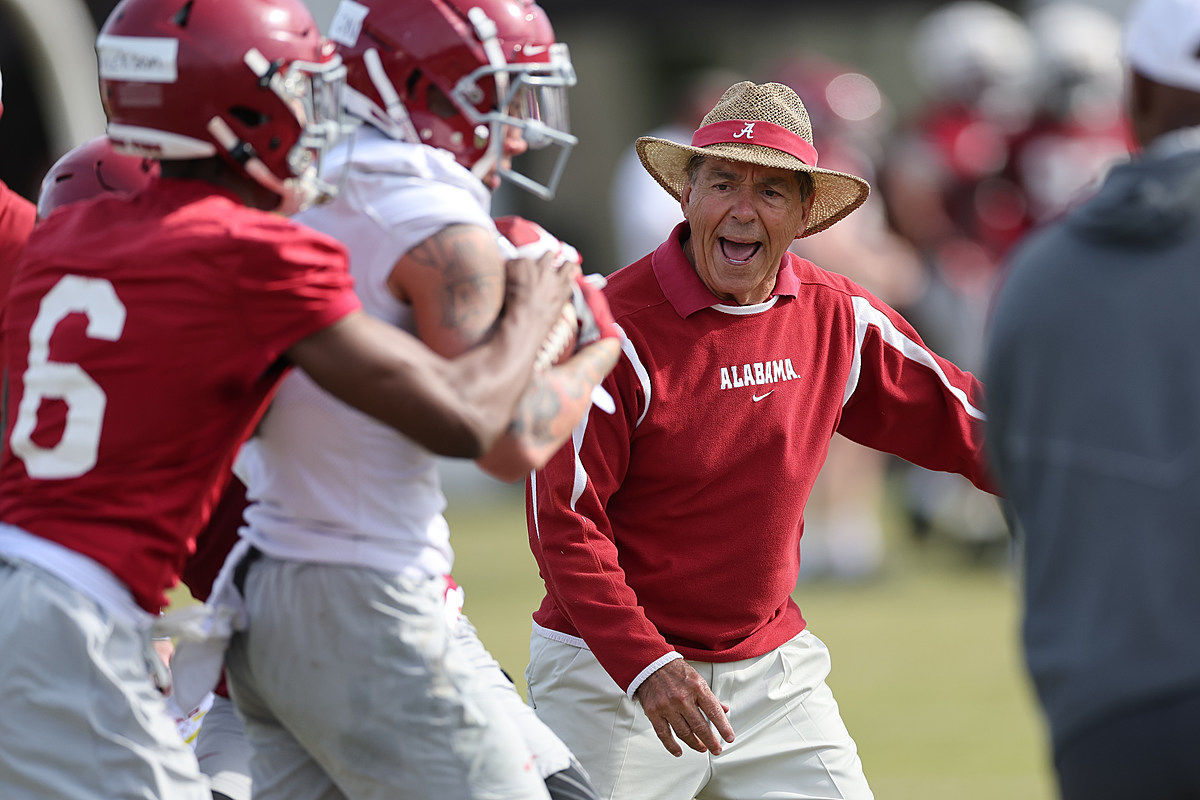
[0,179,359,611]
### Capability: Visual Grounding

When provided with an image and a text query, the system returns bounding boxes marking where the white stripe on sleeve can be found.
[848,296,985,420]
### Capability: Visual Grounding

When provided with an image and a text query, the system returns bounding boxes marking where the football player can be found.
[220,0,619,798]
[0,0,576,794]
[32,135,248,799]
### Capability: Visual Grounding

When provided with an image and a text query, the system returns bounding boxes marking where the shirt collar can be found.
[651,221,800,318]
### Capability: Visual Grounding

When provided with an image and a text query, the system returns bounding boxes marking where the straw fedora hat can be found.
[635,81,870,237]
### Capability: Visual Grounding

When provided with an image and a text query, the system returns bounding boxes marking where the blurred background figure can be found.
[880,0,1033,562]
[0,65,36,307]
[0,64,38,437]
[769,54,924,582]
[1010,2,1131,228]
[885,0,1035,368]
[609,67,737,267]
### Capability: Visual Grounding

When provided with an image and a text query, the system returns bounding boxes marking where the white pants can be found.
[526,630,873,800]
[207,618,577,799]
[225,555,551,800]
[451,616,578,780]
[0,556,208,800]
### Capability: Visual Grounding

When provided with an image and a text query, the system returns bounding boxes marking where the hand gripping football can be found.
[495,215,590,370]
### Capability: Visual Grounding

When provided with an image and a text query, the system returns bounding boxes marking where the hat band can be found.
[690,120,819,167]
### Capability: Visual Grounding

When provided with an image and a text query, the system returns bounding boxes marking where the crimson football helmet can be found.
[96,0,348,213]
[37,136,161,219]
[328,0,577,199]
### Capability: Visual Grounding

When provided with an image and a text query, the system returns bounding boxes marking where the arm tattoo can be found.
[406,226,504,339]
[508,343,614,446]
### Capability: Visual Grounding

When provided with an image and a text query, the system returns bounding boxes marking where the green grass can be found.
[801,565,1053,798]
[443,482,1056,800]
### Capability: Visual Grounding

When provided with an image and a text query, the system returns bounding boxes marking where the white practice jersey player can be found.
[229,127,585,800]
[235,127,496,576]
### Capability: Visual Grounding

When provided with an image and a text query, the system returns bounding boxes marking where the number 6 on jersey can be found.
[9,275,126,479]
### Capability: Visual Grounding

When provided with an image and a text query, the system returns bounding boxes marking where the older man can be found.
[986,0,1200,797]
[525,81,995,800]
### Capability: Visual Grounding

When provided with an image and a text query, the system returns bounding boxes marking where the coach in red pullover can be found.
[525,81,995,800]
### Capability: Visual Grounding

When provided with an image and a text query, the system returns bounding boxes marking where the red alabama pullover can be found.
[527,223,993,695]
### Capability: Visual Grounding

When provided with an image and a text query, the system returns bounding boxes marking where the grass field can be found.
[442,479,1057,800]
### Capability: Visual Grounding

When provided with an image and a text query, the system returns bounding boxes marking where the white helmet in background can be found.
[910,0,1037,122]
[1027,2,1124,126]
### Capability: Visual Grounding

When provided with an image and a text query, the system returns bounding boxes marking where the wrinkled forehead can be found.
[695,155,804,188]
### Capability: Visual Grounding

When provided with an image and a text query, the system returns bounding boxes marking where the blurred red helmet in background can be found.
[37,136,160,219]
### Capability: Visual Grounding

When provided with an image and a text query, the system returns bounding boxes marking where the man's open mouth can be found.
[720,238,761,265]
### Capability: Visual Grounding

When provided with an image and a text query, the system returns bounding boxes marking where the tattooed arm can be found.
[477,335,620,481]
[388,223,620,481]
[388,223,508,353]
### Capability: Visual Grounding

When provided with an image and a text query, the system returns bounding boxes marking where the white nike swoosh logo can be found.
[522,44,548,56]
[752,391,773,402]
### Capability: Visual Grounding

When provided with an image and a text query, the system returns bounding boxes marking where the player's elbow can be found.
[430,434,487,460]
[476,444,538,483]
[478,431,571,482]
[415,414,491,459]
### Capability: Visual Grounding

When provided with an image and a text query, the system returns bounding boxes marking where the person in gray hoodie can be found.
[985,0,1200,797]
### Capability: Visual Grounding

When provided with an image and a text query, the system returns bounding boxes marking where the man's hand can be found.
[503,251,575,335]
[634,659,735,757]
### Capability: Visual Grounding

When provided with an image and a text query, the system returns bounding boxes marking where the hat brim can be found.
[635,136,870,238]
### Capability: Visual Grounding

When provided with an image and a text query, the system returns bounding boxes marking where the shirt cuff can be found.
[626,651,683,699]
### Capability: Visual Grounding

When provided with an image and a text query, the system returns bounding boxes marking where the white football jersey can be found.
[234,127,496,577]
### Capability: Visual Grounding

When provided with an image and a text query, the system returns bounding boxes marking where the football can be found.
[535,299,579,371]
[495,215,590,371]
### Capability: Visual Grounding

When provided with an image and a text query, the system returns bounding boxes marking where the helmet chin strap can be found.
[221,48,332,213]
[466,7,508,188]
[206,116,315,214]
[470,127,500,187]
[361,48,421,143]
[467,7,509,98]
